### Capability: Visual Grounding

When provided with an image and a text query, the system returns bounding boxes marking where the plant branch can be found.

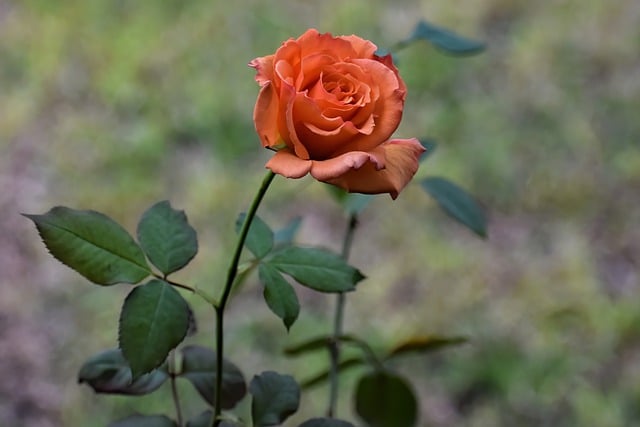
[339,334,385,371]
[327,213,358,417]
[212,170,276,427]
[154,274,196,293]
[168,351,183,427]
[154,274,219,307]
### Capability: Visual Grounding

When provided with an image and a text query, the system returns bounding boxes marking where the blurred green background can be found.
[2,0,639,426]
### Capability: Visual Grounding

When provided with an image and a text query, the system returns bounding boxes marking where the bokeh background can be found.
[2,0,639,426]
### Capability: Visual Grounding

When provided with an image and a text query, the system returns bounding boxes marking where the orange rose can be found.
[250,29,425,199]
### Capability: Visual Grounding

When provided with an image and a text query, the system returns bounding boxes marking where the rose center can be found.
[324,78,355,103]
[320,71,364,105]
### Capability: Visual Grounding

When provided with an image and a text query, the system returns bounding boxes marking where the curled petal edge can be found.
[265,138,425,199]
[265,149,312,179]
[322,138,425,199]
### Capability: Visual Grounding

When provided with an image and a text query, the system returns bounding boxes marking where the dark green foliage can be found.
[355,370,418,427]
[399,20,485,55]
[78,348,168,395]
[266,247,364,293]
[298,357,368,389]
[284,335,334,356]
[259,263,300,330]
[137,201,198,275]
[421,177,487,237]
[385,335,468,360]
[284,334,371,357]
[250,371,300,426]
[180,345,247,409]
[119,279,190,377]
[24,207,150,285]
[236,213,274,258]
[185,411,213,427]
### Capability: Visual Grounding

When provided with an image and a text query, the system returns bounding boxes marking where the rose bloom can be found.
[250,29,425,199]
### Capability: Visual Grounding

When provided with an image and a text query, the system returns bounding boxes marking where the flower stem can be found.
[168,351,183,427]
[327,213,358,418]
[212,170,276,427]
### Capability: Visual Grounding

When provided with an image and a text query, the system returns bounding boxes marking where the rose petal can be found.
[289,57,405,160]
[275,60,296,87]
[253,82,282,148]
[315,63,372,111]
[322,138,425,199]
[328,58,405,156]
[298,29,363,61]
[309,150,385,182]
[298,53,337,90]
[292,92,377,160]
[249,55,275,86]
[339,34,378,58]
[265,149,312,178]
[284,88,311,159]
[375,53,406,94]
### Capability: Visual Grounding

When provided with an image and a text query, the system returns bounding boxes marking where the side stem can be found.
[327,213,358,417]
[168,351,183,427]
[212,170,276,427]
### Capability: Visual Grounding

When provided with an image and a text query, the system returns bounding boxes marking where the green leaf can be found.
[23,206,150,285]
[266,247,364,293]
[259,264,300,331]
[284,335,331,356]
[250,371,300,426]
[119,279,190,377]
[385,335,468,360]
[185,411,213,427]
[419,138,437,161]
[284,335,382,385]
[355,371,418,427]
[180,345,247,409]
[421,177,487,238]
[273,216,302,246]
[137,201,198,275]
[284,334,366,357]
[405,20,485,55]
[236,213,274,258]
[108,414,177,427]
[298,419,355,427]
[78,348,168,395]
[299,356,367,389]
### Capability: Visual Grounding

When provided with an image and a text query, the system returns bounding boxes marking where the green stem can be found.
[327,213,358,418]
[153,274,195,293]
[339,335,385,371]
[155,275,218,307]
[168,351,183,427]
[212,170,276,427]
